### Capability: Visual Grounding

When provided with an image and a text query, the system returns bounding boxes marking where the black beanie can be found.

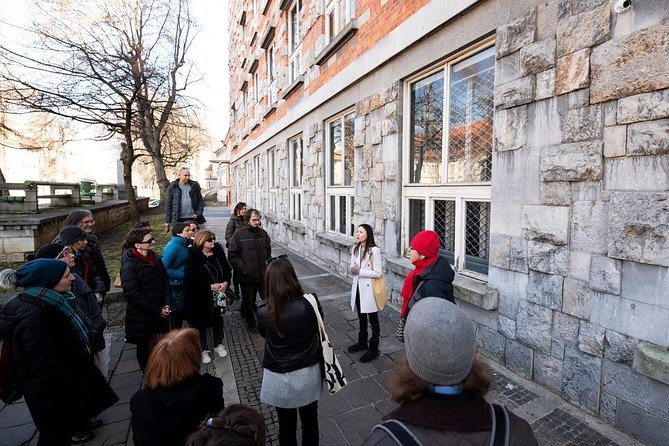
[34,243,66,259]
[16,259,68,289]
[59,225,87,246]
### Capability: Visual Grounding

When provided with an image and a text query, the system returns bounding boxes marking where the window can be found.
[267,43,277,105]
[403,44,495,278]
[326,0,355,42]
[254,154,261,207]
[267,147,277,213]
[288,0,303,83]
[289,135,303,221]
[242,87,248,116]
[253,72,260,104]
[244,161,251,202]
[326,111,355,236]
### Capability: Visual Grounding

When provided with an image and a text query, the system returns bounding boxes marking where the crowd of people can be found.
[0,167,539,446]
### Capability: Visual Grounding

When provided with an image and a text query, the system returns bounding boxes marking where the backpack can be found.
[0,337,23,404]
[372,402,510,446]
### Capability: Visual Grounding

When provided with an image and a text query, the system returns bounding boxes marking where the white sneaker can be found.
[215,344,228,358]
[202,350,212,364]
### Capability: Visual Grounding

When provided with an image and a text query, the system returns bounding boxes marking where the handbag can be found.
[147,317,173,352]
[0,338,23,404]
[396,316,406,343]
[113,273,122,288]
[303,293,347,394]
[369,254,388,310]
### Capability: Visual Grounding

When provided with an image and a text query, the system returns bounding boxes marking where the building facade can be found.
[222,1,669,443]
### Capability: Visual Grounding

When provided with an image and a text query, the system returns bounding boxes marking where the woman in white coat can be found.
[348,224,383,363]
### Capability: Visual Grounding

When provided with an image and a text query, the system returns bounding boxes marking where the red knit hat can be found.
[410,230,440,258]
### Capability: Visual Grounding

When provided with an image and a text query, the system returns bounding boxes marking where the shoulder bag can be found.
[369,254,388,311]
[303,293,347,394]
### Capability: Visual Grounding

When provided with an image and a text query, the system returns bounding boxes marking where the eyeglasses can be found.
[201,416,258,439]
[81,219,95,225]
[141,238,155,244]
[207,238,216,242]
[56,246,72,259]
[266,254,288,265]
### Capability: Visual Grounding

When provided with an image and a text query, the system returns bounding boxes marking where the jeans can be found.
[275,401,319,446]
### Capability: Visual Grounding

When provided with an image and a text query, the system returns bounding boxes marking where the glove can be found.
[350,265,360,275]
[94,293,104,305]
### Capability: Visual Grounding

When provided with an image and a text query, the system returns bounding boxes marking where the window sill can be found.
[316,232,354,251]
[634,342,669,386]
[263,103,277,118]
[282,76,304,100]
[385,256,498,310]
[315,20,359,66]
[264,213,278,223]
[283,220,306,234]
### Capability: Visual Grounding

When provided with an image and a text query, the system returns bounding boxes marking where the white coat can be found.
[350,245,383,314]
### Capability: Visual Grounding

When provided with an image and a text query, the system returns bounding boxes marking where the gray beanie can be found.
[404,297,476,385]
[59,225,87,246]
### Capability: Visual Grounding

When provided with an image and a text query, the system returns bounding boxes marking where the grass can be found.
[97,208,172,280]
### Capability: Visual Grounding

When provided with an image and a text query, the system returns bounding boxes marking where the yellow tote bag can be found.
[369,255,388,310]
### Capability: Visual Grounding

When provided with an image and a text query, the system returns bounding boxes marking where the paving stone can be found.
[110,370,143,389]
[532,408,622,446]
[488,372,539,409]
[318,392,353,420]
[0,423,35,446]
[334,404,385,446]
[340,377,389,409]
[318,418,349,446]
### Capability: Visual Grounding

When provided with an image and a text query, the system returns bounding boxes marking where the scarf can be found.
[400,256,438,317]
[132,248,156,266]
[23,286,93,354]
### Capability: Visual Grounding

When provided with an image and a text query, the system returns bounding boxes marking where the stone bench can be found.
[30,181,81,208]
[0,182,39,213]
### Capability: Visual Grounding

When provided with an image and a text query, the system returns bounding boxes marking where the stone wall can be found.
[487,2,669,444]
[0,198,149,261]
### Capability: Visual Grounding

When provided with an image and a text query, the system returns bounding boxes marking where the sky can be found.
[0,0,230,189]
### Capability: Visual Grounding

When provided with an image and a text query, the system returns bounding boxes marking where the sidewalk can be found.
[0,208,645,445]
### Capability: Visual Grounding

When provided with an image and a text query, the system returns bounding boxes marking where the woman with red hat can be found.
[397,230,455,342]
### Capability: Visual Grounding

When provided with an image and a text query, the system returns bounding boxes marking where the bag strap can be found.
[488,402,510,446]
[303,293,328,344]
[372,420,423,446]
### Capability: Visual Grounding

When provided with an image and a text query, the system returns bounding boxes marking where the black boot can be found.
[347,342,367,353]
[360,327,379,362]
[359,349,379,363]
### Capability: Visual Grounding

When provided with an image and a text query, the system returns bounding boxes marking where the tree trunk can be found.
[151,152,170,204]
[121,138,140,223]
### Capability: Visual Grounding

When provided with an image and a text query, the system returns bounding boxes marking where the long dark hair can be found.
[233,202,247,216]
[353,224,377,260]
[264,257,304,337]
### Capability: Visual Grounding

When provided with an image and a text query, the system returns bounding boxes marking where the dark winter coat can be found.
[406,255,455,315]
[71,250,107,294]
[184,244,231,326]
[0,293,118,438]
[120,249,171,344]
[257,293,322,373]
[364,391,538,445]
[71,273,107,353]
[164,179,205,225]
[224,215,245,246]
[130,373,224,446]
[227,225,271,282]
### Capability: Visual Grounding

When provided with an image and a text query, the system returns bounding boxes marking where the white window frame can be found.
[289,134,304,222]
[288,0,303,84]
[267,43,277,105]
[267,147,278,213]
[325,0,355,42]
[242,89,248,116]
[254,154,262,207]
[402,40,495,280]
[253,71,260,104]
[326,109,356,237]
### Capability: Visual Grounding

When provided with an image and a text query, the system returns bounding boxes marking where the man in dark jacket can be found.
[164,167,205,232]
[227,209,271,333]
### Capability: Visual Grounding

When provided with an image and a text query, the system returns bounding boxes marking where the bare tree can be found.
[0,0,198,219]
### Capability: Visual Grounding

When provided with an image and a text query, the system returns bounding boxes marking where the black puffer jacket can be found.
[407,255,455,315]
[130,373,224,446]
[0,294,118,436]
[184,244,232,326]
[120,249,171,343]
[257,293,322,373]
[227,225,271,282]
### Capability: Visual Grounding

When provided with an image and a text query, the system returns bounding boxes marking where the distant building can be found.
[222,1,669,444]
